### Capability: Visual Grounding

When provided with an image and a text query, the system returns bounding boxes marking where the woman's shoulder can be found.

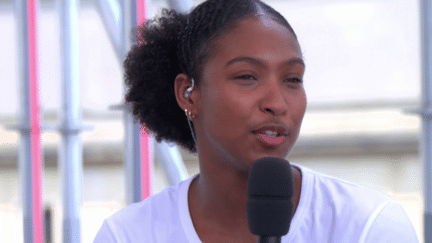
[93,175,197,243]
[297,164,395,221]
[110,180,183,220]
[289,164,418,242]
[110,174,197,221]
[296,164,393,208]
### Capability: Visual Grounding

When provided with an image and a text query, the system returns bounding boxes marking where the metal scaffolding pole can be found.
[58,0,83,242]
[420,0,432,242]
[155,142,188,185]
[168,0,194,13]
[120,0,144,205]
[97,0,123,62]
[14,0,43,242]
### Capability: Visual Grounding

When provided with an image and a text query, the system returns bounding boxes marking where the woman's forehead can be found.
[208,17,302,67]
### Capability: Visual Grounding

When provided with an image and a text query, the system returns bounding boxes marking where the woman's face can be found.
[195,16,306,171]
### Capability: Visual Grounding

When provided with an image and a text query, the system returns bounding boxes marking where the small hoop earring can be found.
[184,108,198,146]
[189,113,195,121]
[184,108,194,120]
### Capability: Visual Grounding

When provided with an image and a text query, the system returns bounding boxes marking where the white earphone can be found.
[184,78,195,99]
[184,78,198,145]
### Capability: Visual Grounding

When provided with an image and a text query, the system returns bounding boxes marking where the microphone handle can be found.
[258,236,281,243]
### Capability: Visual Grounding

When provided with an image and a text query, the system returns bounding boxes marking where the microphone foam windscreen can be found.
[246,157,295,236]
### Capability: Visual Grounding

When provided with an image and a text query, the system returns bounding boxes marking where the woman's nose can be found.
[259,81,288,116]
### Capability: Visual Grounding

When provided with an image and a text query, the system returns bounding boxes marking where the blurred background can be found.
[0,0,423,242]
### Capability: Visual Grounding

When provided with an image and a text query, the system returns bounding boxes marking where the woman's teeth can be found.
[263,130,278,137]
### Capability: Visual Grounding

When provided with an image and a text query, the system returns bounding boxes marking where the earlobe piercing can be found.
[184,79,198,146]
[184,108,198,146]
[184,108,195,121]
[184,108,191,118]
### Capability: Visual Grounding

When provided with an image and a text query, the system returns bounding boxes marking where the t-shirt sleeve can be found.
[93,220,121,243]
[362,200,419,243]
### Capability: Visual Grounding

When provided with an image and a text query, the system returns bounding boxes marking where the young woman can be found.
[94,0,419,242]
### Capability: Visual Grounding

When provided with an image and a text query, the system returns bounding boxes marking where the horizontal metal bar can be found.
[404,108,432,118]
[109,103,127,110]
[5,124,93,132]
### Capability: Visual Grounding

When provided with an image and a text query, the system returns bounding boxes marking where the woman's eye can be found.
[235,75,255,80]
[285,77,303,83]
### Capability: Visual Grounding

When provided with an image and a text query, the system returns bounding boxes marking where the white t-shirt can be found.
[94,164,419,242]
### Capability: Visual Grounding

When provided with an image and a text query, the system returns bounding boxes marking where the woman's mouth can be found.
[253,130,287,147]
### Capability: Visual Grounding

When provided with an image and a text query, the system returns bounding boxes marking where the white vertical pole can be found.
[15,0,44,242]
[167,0,194,13]
[58,0,83,242]
[121,0,142,204]
[15,1,33,241]
[420,0,432,242]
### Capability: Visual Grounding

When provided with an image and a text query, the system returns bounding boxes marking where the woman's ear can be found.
[174,73,196,112]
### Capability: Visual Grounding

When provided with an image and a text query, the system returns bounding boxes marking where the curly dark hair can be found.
[124,0,297,153]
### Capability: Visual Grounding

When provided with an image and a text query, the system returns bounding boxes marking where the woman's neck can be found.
[188,170,255,242]
[187,158,302,241]
[195,168,249,220]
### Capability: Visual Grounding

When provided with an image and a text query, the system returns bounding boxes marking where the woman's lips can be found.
[254,132,286,147]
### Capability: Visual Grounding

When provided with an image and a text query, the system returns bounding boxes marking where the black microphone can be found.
[246,157,295,243]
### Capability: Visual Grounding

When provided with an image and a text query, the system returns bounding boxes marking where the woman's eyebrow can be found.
[225,56,305,68]
[225,56,263,68]
[284,58,305,68]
